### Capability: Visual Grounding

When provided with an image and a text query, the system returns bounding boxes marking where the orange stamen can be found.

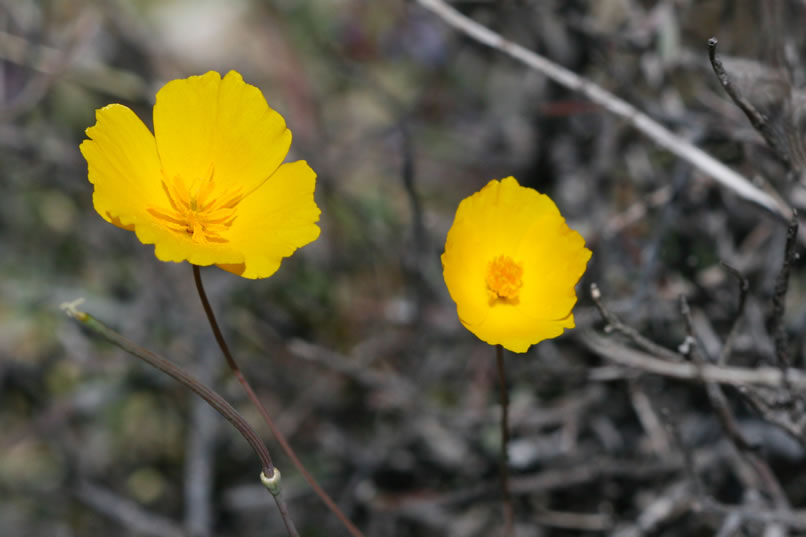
[148,165,243,244]
[486,255,523,301]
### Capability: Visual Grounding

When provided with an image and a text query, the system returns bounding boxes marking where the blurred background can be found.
[4,0,806,536]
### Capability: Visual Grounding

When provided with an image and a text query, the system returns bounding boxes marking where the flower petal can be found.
[441,217,491,328]
[80,103,244,267]
[458,177,558,255]
[153,70,291,195]
[471,308,575,353]
[516,217,591,321]
[218,161,320,279]
[80,104,165,229]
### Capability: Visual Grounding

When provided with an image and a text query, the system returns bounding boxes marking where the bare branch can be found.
[590,283,684,363]
[708,38,792,169]
[770,213,799,368]
[579,331,806,389]
[415,0,791,220]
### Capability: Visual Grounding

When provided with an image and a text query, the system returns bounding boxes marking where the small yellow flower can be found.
[442,177,591,353]
[80,71,320,279]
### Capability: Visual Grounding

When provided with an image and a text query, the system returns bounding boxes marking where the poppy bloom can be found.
[442,177,591,352]
[80,70,320,279]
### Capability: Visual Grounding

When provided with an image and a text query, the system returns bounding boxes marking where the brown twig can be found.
[707,37,792,168]
[590,283,684,363]
[770,212,799,368]
[192,265,365,537]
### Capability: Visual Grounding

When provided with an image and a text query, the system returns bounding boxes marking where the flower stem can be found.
[61,302,299,537]
[192,265,365,537]
[496,344,514,536]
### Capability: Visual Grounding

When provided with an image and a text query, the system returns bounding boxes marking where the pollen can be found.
[486,255,523,300]
[147,165,243,244]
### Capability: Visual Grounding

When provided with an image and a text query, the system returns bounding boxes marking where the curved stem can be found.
[192,265,365,537]
[496,344,514,536]
[62,304,299,537]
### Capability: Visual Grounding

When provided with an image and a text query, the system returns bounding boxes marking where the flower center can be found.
[147,165,243,244]
[486,255,523,300]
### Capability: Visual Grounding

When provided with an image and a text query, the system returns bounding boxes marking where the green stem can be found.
[496,344,514,536]
[62,302,298,537]
[192,265,365,537]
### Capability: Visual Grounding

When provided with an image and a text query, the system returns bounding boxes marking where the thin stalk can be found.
[192,265,365,537]
[62,302,299,537]
[496,344,514,536]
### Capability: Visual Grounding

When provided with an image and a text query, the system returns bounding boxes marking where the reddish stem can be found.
[192,265,365,537]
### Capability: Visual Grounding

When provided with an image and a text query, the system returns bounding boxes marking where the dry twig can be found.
[415,0,791,220]
[62,302,300,537]
[770,213,799,368]
[580,331,806,389]
[708,37,792,169]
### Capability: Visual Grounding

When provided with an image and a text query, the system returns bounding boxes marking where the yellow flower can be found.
[442,177,591,353]
[80,70,320,279]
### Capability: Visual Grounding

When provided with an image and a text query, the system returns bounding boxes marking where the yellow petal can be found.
[471,309,575,353]
[80,103,244,267]
[441,217,491,328]
[80,104,164,228]
[458,177,560,255]
[516,217,591,320]
[218,161,320,279]
[153,70,291,196]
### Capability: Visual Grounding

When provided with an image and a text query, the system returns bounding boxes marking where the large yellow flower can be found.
[442,177,591,353]
[80,71,320,279]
